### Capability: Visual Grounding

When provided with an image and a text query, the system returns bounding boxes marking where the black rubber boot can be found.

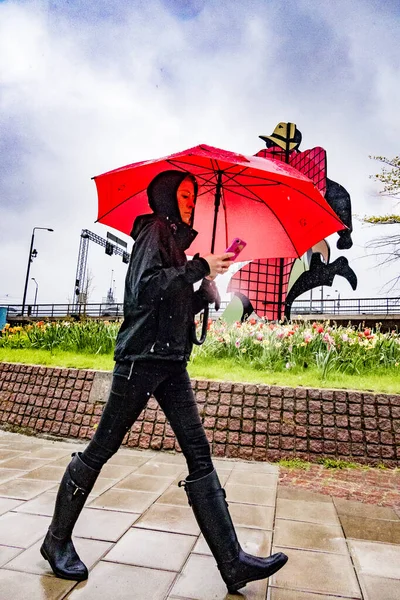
[179,469,288,594]
[40,452,100,581]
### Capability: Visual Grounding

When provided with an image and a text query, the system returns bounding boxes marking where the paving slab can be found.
[0,429,398,600]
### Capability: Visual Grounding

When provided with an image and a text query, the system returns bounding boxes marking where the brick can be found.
[337,430,350,441]
[238,446,253,460]
[380,431,394,445]
[256,397,268,409]
[242,420,254,433]
[230,407,241,419]
[220,393,231,405]
[240,433,253,446]
[323,414,335,427]
[255,422,268,433]
[295,388,307,398]
[243,395,256,407]
[59,423,70,436]
[229,419,241,431]
[334,391,347,402]
[295,426,307,438]
[162,437,175,450]
[296,400,307,412]
[207,391,219,404]
[281,437,295,450]
[220,382,232,393]
[350,430,364,442]
[295,413,307,425]
[255,434,267,447]
[257,385,270,396]
[154,423,164,436]
[231,394,243,406]
[205,430,213,443]
[267,420,280,435]
[214,431,227,443]
[335,415,348,428]
[269,410,281,422]
[268,436,279,449]
[70,425,80,437]
[337,442,351,455]
[150,437,163,450]
[51,422,61,434]
[323,428,336,440]
[209,381,220,392]
[203,417,216,428]
[309,426,322,439]
[270,398,282,410]
[216,418,228,430]
[323,441,336,453]
[227,431,239,444]
[213,444,227,458]
[139,434,151,448]
[378,418,391,431]
[242,407,255,419]
[143,422,154,434]
[226,445,239,458]
[309,440,323,453]
[365,431,379,444]
[283,387,295,398]
[309,414,321,425]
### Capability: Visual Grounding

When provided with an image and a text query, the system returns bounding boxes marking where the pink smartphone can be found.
[225,237,247,259]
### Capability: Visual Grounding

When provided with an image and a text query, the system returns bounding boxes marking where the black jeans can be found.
[81,360,213,479]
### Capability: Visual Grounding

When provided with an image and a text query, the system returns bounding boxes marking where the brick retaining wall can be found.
[0,362,399,466]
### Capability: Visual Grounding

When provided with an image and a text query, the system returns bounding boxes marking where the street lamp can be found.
[31,278,38,315]
[335,289,341,313]
[21,227,53,316]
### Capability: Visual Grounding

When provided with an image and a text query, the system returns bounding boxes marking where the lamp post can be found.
[21,227,53,316]
[31,278,38,315]
[335,289,341,313]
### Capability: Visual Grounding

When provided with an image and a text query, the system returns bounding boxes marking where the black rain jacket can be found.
[114,170,215,364]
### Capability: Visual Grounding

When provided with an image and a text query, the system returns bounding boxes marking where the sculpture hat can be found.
[259,122,302,151]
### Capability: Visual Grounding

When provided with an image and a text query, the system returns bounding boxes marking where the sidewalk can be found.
[0,430,399,600]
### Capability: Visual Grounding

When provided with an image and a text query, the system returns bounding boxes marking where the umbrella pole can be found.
[210,171,223,253]
[193,171,222,345]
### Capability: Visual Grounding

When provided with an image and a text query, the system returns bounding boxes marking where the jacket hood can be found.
[147,170,198,225]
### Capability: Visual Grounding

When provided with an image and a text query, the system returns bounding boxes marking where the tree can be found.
[364,156,400,291]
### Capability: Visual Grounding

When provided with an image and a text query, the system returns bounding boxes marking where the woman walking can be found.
[41,170,288,594]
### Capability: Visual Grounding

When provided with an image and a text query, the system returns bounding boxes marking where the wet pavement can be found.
[0,429,399,599]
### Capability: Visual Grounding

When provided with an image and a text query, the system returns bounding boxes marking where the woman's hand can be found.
[203,252,235,279]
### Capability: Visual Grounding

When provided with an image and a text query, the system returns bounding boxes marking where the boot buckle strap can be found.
[67,479,86,497]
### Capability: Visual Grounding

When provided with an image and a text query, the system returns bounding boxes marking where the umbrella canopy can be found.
[94,144,345,261]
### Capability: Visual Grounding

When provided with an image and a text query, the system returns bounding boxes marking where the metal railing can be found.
[290,297,400,315]
[3,296,400,321]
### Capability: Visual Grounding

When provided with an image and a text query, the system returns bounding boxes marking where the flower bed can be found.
[1,319,399,377]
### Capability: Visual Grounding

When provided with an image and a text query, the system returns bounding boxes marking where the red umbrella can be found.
[94,144,345,260]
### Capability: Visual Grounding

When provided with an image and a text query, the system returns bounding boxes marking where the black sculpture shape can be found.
[284,254,357,320]
[325,178,353,250]
[235,292,255,322]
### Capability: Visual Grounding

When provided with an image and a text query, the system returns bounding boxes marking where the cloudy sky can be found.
[1,0,399,308]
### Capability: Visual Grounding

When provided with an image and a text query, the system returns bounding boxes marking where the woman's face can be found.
[176,177,195,225]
